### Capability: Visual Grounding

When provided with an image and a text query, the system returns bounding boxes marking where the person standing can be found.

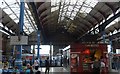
[112,55,118,70]
[2,65,8,74]
[118,57,120,74]
[93,59,101,74]
[34,58,39,70]
[24,63,33,74]
[45,57,50,74]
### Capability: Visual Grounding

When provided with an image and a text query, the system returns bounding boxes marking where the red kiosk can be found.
[70,43,108,74]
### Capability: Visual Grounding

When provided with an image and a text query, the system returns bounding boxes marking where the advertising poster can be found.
[70,53,79,72]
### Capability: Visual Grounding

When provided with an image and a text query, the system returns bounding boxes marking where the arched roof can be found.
[0,0,120,45]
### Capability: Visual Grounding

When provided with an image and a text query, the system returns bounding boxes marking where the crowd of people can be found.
[3,55,120,74]
[2,57,50,74]
[112,55,120,70]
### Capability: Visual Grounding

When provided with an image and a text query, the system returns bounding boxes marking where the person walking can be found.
[45,57,50,74]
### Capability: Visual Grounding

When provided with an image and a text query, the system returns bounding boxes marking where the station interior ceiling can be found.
[0,0,120,55]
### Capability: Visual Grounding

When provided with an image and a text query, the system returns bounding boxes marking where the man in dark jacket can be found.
[93,59,101,74]
[45,57,50,74]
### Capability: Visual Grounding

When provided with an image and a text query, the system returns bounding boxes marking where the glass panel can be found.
[1,0,37,35]
[0,23,3,27]
[51,6,59,12]
[53,0,98,23]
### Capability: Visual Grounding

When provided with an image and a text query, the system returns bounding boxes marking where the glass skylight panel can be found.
[66,12,71,17]
[77,0,84,5]
[70,0,77,4]
[4,26,8,30]
[68,6,74,11]
[25,31,29,34]
[0,29,9,35]
[10,3,19,8]
[51,0,57,6]
[0,23,3,27]
[23,25,26,30]
[24,21,28,25]
[9,14,17,21]
[106,18,119,29]
[74,7,79,12]
[51,6,59,12]
[14,19,19,23]
[113,30,118,34]
[81,6,87,13]
[29,28,34,33]
[25,3,28,8]
[84,8,92,13]
[0,1,3,7]
[26,9,32,16]
[56,0,98,22]
[3,9,12,15]
[1,0,37,35]
[71,12,76,17]
[51,0,60,12]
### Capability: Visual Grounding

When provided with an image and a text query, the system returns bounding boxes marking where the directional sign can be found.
[10,36,28,45]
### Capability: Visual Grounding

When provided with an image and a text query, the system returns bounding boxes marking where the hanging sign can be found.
[10,36,28,45]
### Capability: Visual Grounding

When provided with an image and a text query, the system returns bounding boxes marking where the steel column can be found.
[50,42,52,65]
[29,2,46,43]
[110,37,113,52]
[102,30,106,43]
[32,45,35,65]
[15,0,24,70]
[37,30,40,60]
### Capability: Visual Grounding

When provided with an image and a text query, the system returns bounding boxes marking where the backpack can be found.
[93,61,101,69]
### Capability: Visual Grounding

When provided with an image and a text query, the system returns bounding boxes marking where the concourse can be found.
[0,0,120,74]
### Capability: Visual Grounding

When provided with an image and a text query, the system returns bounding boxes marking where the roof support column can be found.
[102,30,106,43]
[109,35,113,52]
[15,0,24,70]
[37,30,40,61]
[32,45,35,65]
[49,42,52,66]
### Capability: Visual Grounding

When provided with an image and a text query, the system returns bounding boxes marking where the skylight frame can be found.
[51,0,98,23]
[1,0,37,35]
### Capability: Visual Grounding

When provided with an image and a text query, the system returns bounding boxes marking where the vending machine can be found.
[70,43,108,74]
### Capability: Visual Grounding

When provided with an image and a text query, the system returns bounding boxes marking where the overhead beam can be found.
[77,16,94,27]
[0,26,15,36]
[99,11,120,33]
[16,1,36,32]
[104,3,115,13]
[88,13,100,24]
[98,32,120,41]
[77,11,120,41]
[29,2,46,42]
[2,1,30,34]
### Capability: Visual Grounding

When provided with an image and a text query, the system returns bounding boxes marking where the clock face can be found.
[71,54,78,58]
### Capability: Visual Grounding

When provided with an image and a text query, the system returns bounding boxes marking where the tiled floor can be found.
[37,67,120,74]
[38,67,69,74]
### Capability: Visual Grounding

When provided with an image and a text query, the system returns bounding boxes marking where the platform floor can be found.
[37,67,120,74]
[37,67,69,74]
[1,67,120,74]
